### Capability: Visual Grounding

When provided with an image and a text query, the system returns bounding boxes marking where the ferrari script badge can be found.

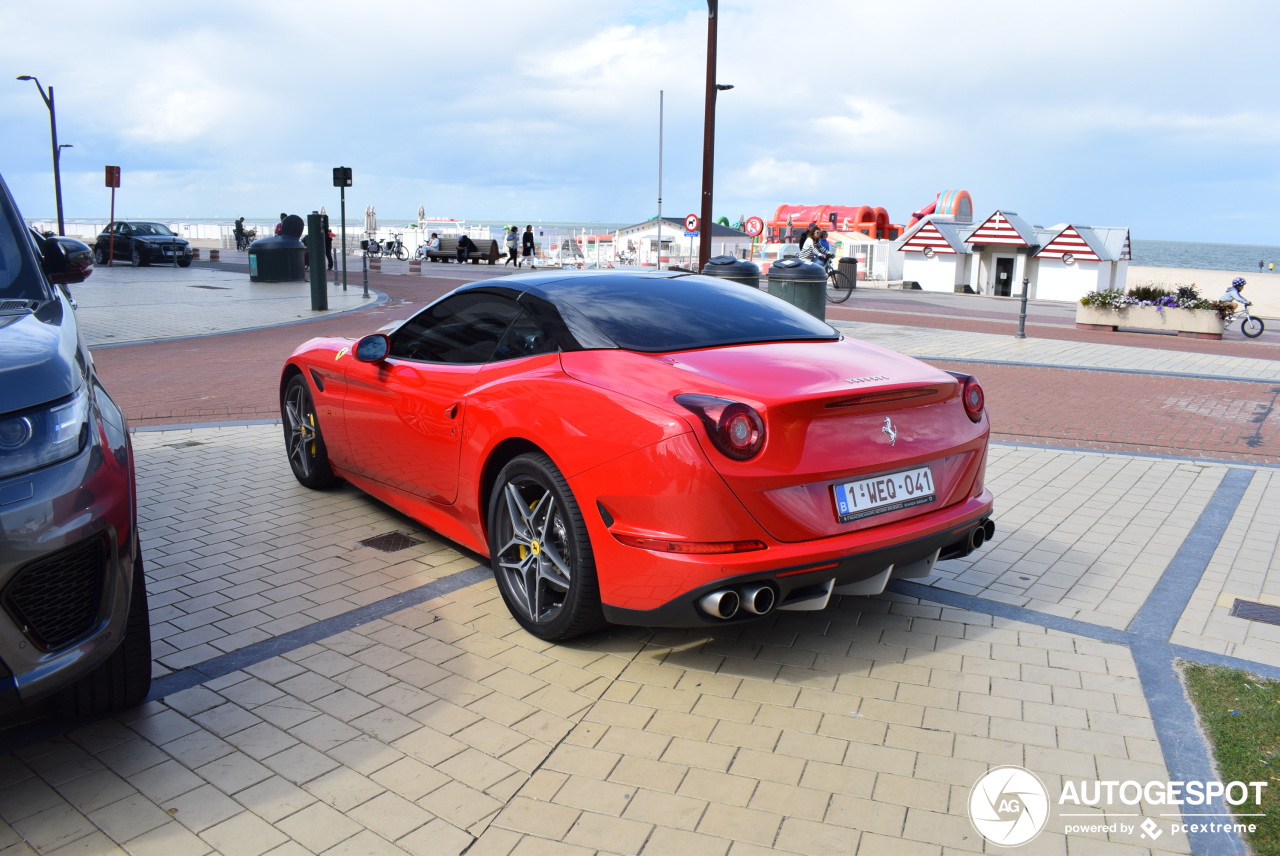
[881,417,898,445]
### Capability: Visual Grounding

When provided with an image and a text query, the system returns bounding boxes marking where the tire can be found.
[488,453,605,641]
[55,552,152,716]
[177,257,192,268]
[93,245,108,266]
[826,268,854,303]
[393,245,408,261]
[367,243,382,259]
[131,245,147,267]
[282,374,340,488]
[1242,316,1265,338]
[414,247,427,261]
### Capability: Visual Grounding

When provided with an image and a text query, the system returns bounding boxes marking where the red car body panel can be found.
[282,292,993,624]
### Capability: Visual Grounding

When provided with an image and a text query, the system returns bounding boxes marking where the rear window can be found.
[540,274,837,352]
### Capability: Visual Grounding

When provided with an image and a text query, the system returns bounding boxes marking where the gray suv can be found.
[0,172,151,716]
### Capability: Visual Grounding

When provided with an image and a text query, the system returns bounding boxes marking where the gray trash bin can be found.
[766,258,827,319]
[249,214,306,282]
[837,256,858,287]
[700,254,762,289]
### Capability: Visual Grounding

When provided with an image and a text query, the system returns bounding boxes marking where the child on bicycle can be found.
[1221,277,1249,312]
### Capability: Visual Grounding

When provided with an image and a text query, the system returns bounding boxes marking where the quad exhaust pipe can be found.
[699,583,777,620]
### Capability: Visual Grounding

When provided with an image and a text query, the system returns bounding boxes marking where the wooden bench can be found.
[426,237,500,265]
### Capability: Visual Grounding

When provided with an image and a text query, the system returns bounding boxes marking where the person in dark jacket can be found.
[521,226,536,269]
[456,233,475,264]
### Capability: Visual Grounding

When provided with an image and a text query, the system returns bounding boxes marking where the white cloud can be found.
[3,0,1280,241]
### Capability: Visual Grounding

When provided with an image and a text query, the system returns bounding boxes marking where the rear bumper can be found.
[600,497,993,628]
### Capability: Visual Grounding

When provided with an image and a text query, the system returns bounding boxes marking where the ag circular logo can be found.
[969,766,1050,847]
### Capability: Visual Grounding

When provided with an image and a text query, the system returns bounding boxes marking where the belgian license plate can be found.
[833,466,935,523]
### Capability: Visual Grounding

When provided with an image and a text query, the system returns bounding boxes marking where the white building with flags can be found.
[899,209,1130,300]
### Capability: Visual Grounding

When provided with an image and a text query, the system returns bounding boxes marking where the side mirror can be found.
[40,236,88,286]
[355,334,390,362]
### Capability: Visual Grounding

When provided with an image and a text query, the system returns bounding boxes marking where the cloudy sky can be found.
[4,0,1278,243]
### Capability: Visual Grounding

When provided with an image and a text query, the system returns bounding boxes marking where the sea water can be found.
[1132,239,1280,272]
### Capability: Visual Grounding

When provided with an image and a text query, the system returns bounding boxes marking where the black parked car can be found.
[93,220,192,267]
[0,173,152,716]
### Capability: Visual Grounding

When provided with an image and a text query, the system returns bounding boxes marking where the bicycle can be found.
[1227,303,1265,338]
[823,256,855,303]
[381,233,408,261]
[365,237,382,259]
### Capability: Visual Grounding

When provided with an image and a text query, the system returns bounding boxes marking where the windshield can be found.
[132,222,175,237]
[0,179,51,303]
[537,273,838,352]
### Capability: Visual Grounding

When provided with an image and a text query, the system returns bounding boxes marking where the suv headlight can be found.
[0,387,89,479]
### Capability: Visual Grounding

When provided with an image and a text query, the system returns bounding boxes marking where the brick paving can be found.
[2,262,1277,854]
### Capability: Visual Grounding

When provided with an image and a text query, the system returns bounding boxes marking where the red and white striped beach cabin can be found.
[899,208,1130,299]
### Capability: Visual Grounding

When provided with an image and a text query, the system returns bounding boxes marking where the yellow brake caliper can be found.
[518,498,540,560]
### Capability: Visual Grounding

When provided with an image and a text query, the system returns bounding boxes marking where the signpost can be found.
[105,166,121,266]
[333,167,352,290]
[743,215,763,261]
[685,213,699,234]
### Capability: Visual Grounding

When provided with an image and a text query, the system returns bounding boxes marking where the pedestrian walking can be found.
[521,226,536,269]
[234,218,247,251]
[1260,259,1265,272]
[275,213,286,236]
[325,228,335,269]
[504,226,519,266]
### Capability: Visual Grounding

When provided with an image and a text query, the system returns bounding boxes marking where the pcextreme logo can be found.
[968,766,1050,847]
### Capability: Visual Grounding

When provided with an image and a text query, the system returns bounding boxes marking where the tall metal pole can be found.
[697,0,719,272]
[16,76,65,235]
[340,185,348,291]
[656,90,663,271]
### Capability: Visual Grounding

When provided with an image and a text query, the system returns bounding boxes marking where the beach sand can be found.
[1128,265,1280,318]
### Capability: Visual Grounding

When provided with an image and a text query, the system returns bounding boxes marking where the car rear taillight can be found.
[612,533,767,554]
[675,394,765,460]
[945,372,985,422]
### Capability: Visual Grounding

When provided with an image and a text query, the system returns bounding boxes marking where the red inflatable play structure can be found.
[767,204,898,242]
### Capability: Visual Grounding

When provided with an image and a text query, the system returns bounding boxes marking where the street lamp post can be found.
[698,2,732,272]
[16,75,66,236]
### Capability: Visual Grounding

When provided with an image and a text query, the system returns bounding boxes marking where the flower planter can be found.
[1075,304,1225,339]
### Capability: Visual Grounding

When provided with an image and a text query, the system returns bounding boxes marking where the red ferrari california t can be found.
[280,270,994,640]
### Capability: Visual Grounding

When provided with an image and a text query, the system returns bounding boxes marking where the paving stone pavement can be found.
[5,272,1278,854]
[72,264,379,347]
[5,424,1279,855]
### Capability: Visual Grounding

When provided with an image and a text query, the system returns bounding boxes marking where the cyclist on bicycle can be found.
[1221,277,1249,311]
[800,229,833,268]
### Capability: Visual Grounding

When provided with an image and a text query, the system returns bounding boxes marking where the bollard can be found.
[1016,276,1029,339]
[409,258,421,275]
[306,212,328,312]
[192,248,201,260]
[369,256,381,272]
[209,249,220,262]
